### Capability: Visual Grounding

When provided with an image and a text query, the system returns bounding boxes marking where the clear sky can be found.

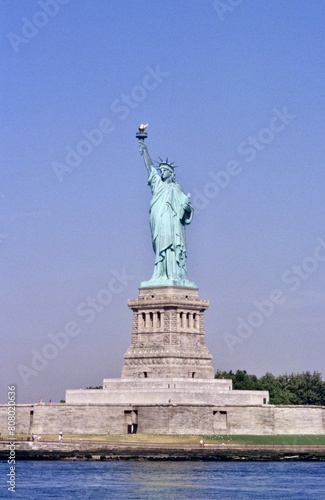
[1,0,325,404]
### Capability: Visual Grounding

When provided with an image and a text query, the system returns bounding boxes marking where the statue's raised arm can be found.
[139,140,155,175]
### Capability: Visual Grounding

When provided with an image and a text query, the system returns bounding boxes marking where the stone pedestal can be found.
[64,285,271,435]
[121,286,214,379]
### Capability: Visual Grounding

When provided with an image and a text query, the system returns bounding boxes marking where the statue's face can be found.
[160,167,172,181]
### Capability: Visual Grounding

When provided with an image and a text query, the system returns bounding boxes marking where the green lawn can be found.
[7,433,325,446]
[203,434,325,445]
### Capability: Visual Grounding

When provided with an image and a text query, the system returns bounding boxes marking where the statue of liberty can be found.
[137,125,197,288]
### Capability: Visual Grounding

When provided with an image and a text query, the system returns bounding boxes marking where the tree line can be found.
[215,370,325,405]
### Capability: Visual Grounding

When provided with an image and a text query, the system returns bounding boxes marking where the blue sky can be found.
[1,0,325,403]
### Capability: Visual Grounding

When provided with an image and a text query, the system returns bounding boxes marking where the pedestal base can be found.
[140,278,198,289]
[121,286,214,379]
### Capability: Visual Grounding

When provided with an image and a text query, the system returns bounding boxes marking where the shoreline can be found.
[1,440,325,461]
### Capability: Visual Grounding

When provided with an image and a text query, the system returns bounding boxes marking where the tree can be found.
[215,370,325,405]
[260,372,293,404]
[215,369,260,391]
[281,372,325,405]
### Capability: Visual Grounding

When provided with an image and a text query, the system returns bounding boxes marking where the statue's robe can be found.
[148,169,193,281]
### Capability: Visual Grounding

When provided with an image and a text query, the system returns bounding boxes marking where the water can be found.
[1,460,325,499]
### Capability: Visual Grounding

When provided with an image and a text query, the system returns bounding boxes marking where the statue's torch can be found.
[136,123,148,141]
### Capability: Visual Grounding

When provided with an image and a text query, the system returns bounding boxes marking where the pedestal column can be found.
[121,286,214,379]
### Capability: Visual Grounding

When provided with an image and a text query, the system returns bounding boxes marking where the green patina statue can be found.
[137,125,197,288]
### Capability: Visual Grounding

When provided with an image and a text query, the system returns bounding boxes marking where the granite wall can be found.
[0,403,324,436]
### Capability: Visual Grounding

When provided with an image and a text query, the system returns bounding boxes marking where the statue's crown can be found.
[156,157,178,172]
